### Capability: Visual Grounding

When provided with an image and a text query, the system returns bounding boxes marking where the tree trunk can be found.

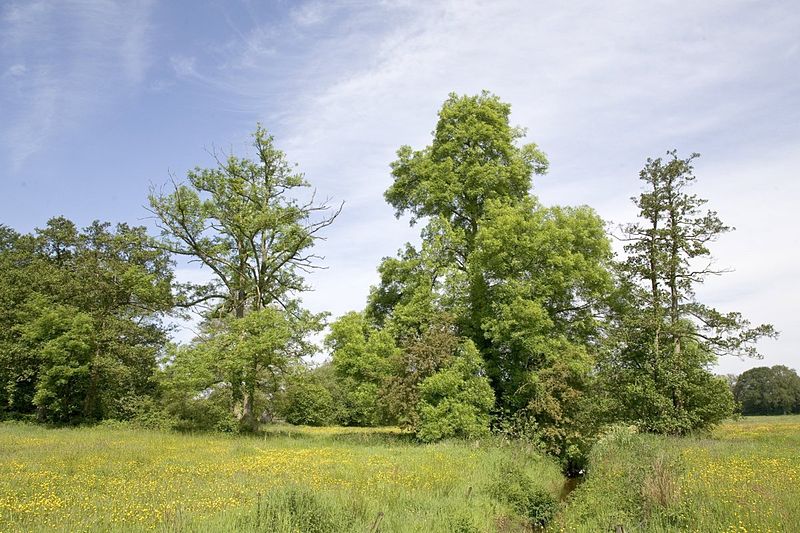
[667,186,683,412]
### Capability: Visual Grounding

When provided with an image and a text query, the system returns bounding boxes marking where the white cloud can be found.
[128,0,800,373]
[4,63,26,77]
[170,55,198,78]
[290,1,330,27]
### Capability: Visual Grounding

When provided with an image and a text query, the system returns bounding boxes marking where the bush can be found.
[489,462,558,527]
[116,395,179,431]
[278,373,336,426]
[414,340,494,442]
[166,387,241,433]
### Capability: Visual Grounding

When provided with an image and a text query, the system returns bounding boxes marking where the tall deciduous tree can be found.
[734,366,800,415]
[605,151,776,433]
[148,126,339,429]
[384,91,548,341]
[373,92,613,463]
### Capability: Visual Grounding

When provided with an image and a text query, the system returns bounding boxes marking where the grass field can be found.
[2,416,799,532]
[557,415,800,532]
[0,423,562,532]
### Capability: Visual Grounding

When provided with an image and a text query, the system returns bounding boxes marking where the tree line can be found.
[730,366,800,416]
[0,92,777,471]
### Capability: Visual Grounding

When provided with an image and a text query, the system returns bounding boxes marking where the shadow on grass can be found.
[256,425,418,446]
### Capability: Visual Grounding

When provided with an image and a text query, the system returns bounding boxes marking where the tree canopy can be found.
[148,126,338,430]
[599,151,776,434]
[0,218,173,423]
[734,366,800,415]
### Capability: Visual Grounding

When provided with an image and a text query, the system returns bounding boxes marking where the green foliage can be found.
[325,312,394,384]
[415,340,494,442]
[375,91,614,459]
[385,91,547,234]
[161,308,322,431]
[148,125,340,319]
[474,198,612,349]
[0,218,173,423]
[601,151,774,435]
[489,461,558,527]
[382,315,461,428]
[365,240,448,338]
[324,311,396,426]
[598,339,736,435]
[514,350,600,473]
[116,395,179,431]
[149,126,337,430]
[734,366,800,415]
[277,370,336,426]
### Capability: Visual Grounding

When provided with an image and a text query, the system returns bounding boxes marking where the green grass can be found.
[0,422,562,532]
[4,416,799,532]
[556,415,800,532]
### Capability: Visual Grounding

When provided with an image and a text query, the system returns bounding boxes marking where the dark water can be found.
[559,475,584,501]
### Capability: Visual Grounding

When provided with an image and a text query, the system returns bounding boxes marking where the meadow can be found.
[0,423,562,532]
[557,415,800,532]
[2,416,799,532]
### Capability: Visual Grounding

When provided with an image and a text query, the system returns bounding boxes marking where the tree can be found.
[471,197,612,413]
[0,218,174,422]
[383,91,548,342]
[375,92,612,461]
[149,126,339,430]
[604,151,776,433]
[734,366,800,415]
[416,339,495,442]
[148,125,341,319]
[386,91,548,251]
[324,311,397,426]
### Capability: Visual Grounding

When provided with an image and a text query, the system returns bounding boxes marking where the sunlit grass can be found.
[7,416,797,532]
[557,415,800,532]
[0,422,562,532]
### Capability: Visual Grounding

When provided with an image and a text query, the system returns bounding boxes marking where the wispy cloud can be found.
[0,0,155,169]
[210,0,800,372]
[50,0,792,372]
[290,1,331,28]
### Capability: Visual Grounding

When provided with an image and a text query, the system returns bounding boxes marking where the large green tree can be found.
[734,366,800,415]
[384,91,549,342]
[0,218,173,422]
[372,92,613,461]
[149,126,339,429]
[603,151,776,433]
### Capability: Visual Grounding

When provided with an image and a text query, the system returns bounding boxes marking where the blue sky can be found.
[2,0,798,374]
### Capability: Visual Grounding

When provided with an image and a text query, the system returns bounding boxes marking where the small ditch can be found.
[559,474,584,501]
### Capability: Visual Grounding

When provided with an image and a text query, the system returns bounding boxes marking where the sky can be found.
[1,0,798,375]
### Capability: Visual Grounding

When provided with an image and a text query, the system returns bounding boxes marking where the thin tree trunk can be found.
[668,193,683,412]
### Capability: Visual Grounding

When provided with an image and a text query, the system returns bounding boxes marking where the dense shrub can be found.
[278,373,336,426]
[415,340,494,442]
[489,462,558,527]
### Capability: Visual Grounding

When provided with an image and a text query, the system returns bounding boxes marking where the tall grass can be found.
[556,415,800,532]
[4,416,799,532]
